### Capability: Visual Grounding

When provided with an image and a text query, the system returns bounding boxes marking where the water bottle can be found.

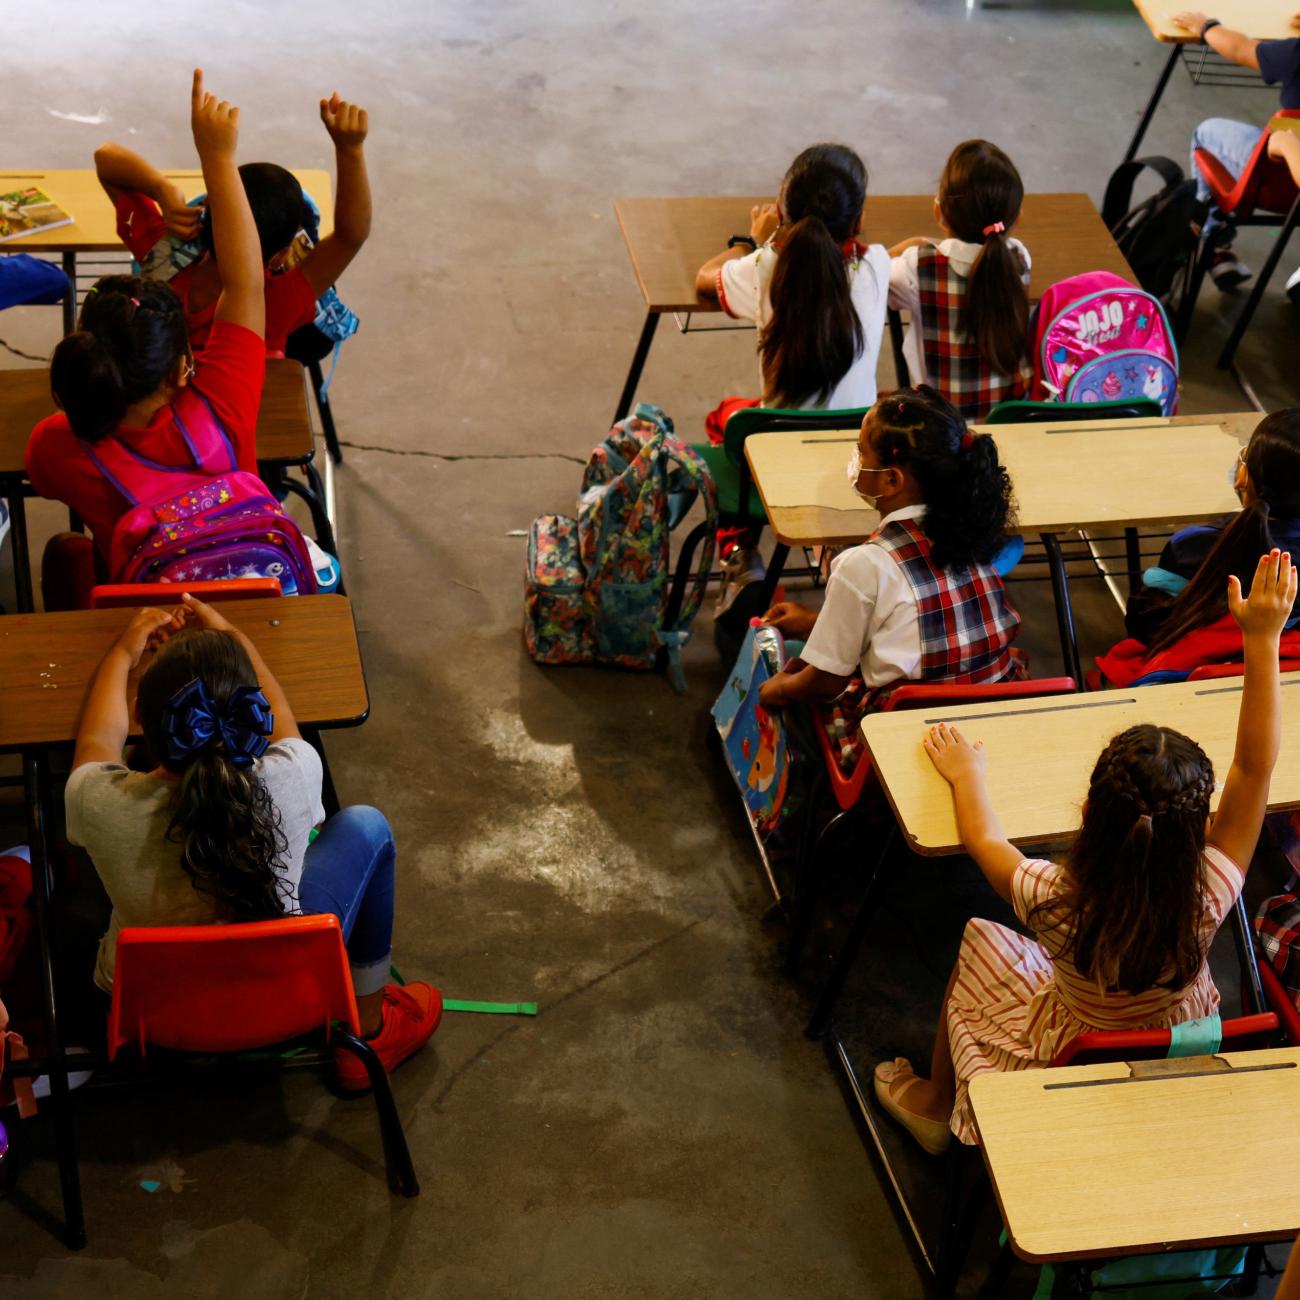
[750,617,783,675]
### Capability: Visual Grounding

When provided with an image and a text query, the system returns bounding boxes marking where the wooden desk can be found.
[0,594,369,751]
[1122,3,1295,163]
[862,672,1300,857]
[609,193,1132,425]
[970,1047,1300,1262]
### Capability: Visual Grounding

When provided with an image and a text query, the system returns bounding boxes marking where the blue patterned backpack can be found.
[524,404,717,691]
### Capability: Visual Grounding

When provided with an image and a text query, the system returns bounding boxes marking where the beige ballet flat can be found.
[873,1057,952,1156]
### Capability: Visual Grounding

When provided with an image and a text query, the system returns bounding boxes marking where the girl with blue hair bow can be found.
[66,593,441,1092]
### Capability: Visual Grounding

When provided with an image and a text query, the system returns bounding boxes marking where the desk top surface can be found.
[746,411,1256,547]
[1132,0,1300,42]
[970,1046,1300,1260]
[0,595,367,751]
[0,357,313,476]
[614,193,1133,313]
[860,672,1300,855]
[0,168,333,252]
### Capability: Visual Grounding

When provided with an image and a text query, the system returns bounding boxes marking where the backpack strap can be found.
[1102,156,1186,230]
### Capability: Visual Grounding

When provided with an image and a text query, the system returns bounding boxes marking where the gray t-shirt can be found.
[65,738,325,991]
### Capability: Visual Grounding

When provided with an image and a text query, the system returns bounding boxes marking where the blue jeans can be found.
[1191,117,1267,235]
[298,806,395,997]
[0,254,69,310]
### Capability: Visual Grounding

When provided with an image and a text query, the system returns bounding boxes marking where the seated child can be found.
[888,140,1031,421]
[93,92,370,355]
[758,386,1024,767]
[874,550,1292,1153]
[66,593,440,1087]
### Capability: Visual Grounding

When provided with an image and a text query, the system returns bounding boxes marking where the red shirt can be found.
[26,321,265,561]
[113,190,317,354]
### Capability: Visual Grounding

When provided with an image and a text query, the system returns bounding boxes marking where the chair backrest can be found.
[1197,111,1300,219]
[1187,659,1300,681]
[1257,959,1300,1047]
[983,398,1162,425]
[723,405,868,470]
[107,915,359,1060]
[1049,1013,1279,1068]
[89,578,283,609]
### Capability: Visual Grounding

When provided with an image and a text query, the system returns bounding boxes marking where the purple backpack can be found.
[1032,271,1179,415]
[82,395,317,594]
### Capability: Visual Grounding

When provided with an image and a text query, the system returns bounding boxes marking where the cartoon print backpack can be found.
[524,403,717,692]
[1032,271,1179,415]
[81,394,318,593]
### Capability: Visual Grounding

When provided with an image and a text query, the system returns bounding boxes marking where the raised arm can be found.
[924,723,1024,901]
[1207,550,1297,867]
[1172,12,1261,68]
[93,142,202,240]
[299,94,371,298]
[190,68,264,338]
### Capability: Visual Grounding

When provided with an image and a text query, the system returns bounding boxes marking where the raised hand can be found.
[320,93,368,151]
[190,68,239,160]
[750,202,780,245]
[1228,549,1298,641]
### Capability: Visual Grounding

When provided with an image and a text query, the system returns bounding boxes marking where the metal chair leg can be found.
[308,360,343,465]
[331,1030,420,1197]
[934,1142,987,1300]
[785,805,851,975]
[1233,893,1267,1016]
[1218,196,1300,370]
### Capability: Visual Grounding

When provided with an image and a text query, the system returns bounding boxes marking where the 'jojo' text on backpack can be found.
[1032,271,1179,416]
[1101,155,1201,302]
[82,394,318,594]
[524,404,717,692]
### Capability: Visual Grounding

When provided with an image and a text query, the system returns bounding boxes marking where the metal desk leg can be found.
[23,752,86,1249]
[613,311,661,426]
[1042,532,1084,688]
[60,253,76,335]
[1125,526,1142,595]
[1233,893,1266,1016]
[7,481,35,613]
[887,308,910,388]
[1122,43,1182,166]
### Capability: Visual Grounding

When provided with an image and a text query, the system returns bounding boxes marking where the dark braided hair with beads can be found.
[1028,723,1215,995]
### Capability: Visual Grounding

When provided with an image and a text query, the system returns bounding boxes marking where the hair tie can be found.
[129,296,141,308]
[161,677,274,772]
[960,431,975,452]
[84,286,98,297]
[982,221,1005,237]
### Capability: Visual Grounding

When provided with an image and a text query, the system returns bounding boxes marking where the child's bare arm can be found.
[924,723,1023,901]
[1207,550,1296,868]
[191,69,264,339]
[757,663,851,709]
[887,236,931,257]
[1171,12,1261,67]
[94,143,202,240]
[300,95,371,297]
[696,202,779,298]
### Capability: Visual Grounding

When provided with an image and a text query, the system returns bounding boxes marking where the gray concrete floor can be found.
[0,0,1297,1295]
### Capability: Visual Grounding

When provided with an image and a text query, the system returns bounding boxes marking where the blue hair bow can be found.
[161,677,274,772]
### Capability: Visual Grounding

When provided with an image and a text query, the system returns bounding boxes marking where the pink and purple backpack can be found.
[1031,271,1178,415]
[82,395,317,594]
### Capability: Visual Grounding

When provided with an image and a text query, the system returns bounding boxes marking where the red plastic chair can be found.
[107,916,418,1198]
[1049,1011,1279,1067]
[1257,957,1300,1045]
[88,577,283,609]
[1179,110,1300,369]
[787,676,1077,971]
[1187,659,1300,681]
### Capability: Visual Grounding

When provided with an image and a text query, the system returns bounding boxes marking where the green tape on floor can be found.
[443,999,538,1016]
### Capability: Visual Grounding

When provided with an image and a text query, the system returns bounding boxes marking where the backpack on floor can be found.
[524,403,717,692]
[82,394,318,593]
[1031,271,1179,415]
[1101,155,1201,303]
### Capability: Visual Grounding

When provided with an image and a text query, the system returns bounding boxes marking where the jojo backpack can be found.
[1031,271,1179,415]
[524,403,717,692]
[82,394,318,593]
[1101,155,1201,303]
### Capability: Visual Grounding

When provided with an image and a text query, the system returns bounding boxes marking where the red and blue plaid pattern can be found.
[916,246,1031,422]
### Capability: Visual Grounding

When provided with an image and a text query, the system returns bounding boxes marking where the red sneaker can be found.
[334,982,443,1093]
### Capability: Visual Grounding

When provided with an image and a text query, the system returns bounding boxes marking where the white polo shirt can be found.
[717,239,890,409]
[800,505,928,686]
[887,237,1031,386]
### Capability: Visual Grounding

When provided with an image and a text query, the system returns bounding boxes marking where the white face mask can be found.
[846,444,884,507]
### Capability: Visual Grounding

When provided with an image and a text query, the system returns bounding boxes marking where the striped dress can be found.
[947,847,1244,1144]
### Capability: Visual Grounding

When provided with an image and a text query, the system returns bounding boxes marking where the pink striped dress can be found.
[946,847,1244,1144]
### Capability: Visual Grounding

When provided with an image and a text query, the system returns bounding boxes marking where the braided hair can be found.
[1029,723,1215,995]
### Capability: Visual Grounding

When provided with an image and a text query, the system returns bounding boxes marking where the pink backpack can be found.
[1032,271,1178,415]
[82,395,317,594]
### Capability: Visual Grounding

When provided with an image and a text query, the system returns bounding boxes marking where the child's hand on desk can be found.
[190,69,240,160]
[1229,549,1298,640]
[762,601,817,640]
[1171,11,1210,34]
[178,592,235,634]
[320,93,369,152]
[923,723,986,787]
[116,607,184,668]
[750,203,780,245]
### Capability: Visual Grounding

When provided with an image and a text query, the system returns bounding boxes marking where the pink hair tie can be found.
[982,221,1005,237]
[129,296,141,308]
[960,431,976,452]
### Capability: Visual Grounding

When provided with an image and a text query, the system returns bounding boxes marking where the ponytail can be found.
[937,140,1029,377]
[49,275,189,443]
[870,386,1017,569]
[759,142,868,407]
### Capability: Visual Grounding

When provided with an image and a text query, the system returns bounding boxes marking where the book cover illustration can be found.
[0,187,74,243]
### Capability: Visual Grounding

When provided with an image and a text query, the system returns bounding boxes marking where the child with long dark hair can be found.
[873,551,1294,1153]
[66,594,441,1090]
[888,140,1031,421]
[758,387,1023,743]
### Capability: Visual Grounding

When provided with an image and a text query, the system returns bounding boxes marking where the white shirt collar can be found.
[878,503,927,529]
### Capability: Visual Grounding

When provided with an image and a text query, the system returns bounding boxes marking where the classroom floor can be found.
[2,1,1298,1296]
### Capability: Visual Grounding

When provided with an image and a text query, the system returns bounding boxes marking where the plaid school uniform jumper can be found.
[822,518,1025,770]
[915,245,1031,423]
